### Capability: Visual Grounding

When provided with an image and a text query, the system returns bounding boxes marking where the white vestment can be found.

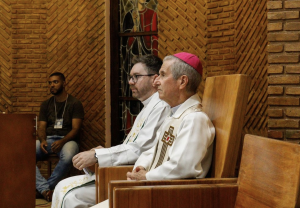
[95,94,215,208]
[51,92,170,208]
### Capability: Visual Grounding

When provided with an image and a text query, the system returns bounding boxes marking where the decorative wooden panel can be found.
[235,0,268,137]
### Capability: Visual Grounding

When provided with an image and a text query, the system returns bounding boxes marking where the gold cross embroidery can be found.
[161,126,175,146]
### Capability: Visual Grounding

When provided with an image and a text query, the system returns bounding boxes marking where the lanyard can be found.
[54,94,68,120]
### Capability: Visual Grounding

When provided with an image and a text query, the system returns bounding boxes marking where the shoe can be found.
[41,189,53,202]
[36,190,43,199]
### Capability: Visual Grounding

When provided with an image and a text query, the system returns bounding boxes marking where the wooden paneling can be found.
[0,114,36,208]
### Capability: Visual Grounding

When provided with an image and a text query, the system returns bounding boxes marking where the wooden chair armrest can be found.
[108,178,237,207]
[112,184,238,208]
[95,165,134,203]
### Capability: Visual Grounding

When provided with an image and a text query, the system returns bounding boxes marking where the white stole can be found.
[148,104,202,171]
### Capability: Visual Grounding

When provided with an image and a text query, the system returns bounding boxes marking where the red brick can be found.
[268,55,299,63]
[18,60,32,64]
[286,108,300,117]
[27,55,41,59]
[268,119,299,128]
[219,1,229,7]
[219,25,230,30]
[267,44,283,52]
[223,18,234,24]
[286,130,300,139]
[18,97,33,102]
[286,65,300,74]
[223,30,234,36]
[285,43,300,52]
[207,3,218,9]
[267,11,299,20]
[268,86,284,95]
[12,45,27,49]
[208,19,223,26]
[267,22,283,31]
[19,108,33,112]
[268,33,299,42]
[27,35,40,39]
[269,75,300,84]
[286,87,300,95]
[208,14,218,20]
[285,22,300,31]
[27,15,41,19]
[268,108,283,117]
[211,8,223,14]
[11,14,26,19]
[268,65,283,74]
[18,40,32,44]
[219,13,230,19]
[267,1,283,9]
[268,130,284,139]
[12,55,26,59]
[285,1,300,9]
[268,97,299,105]
[223,6,234,12]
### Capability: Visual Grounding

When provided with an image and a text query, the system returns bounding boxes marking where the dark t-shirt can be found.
[39,94,84,139]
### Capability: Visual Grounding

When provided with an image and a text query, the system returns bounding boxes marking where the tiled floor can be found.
[35,199,51,208]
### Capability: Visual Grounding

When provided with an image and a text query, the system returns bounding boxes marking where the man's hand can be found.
[90,145,104,151]
[51,140,65,153]
[127,166,147,181]
[40,140,48,154]
[72,151,98,170]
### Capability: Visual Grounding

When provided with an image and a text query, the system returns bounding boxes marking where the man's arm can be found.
[51,118,82,153]
[37,121,48,154]
[94,102,170,167]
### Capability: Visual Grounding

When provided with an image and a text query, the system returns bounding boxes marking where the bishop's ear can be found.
[178,75,189,90]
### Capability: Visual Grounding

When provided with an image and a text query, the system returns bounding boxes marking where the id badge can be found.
[54,118,63,129]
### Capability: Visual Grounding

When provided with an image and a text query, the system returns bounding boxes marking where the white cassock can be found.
[94,94,215,208]
[51,92,170,208]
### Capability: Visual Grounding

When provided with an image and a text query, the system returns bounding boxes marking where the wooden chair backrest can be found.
[202,74,251,178]
[235,134,300,207]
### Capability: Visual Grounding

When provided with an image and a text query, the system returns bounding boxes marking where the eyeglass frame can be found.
[127,74,156,83]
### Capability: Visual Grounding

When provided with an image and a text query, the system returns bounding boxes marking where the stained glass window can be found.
[119,0,158,140]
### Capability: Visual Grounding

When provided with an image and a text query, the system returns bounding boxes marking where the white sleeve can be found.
[145,112,215,180]
[95,102,170,167]
[132,138,157,170]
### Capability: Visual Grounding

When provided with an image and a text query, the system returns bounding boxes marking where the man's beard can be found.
[50,86,63,95]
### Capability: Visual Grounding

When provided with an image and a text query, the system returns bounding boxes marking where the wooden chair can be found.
[95,74,251,203]
[109,134,300,208]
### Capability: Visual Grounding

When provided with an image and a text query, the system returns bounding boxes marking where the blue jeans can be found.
[36,136,79,193]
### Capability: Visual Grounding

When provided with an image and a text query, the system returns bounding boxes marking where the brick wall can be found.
[0,0,107,150]
[0,0,107,177]
[157,0,268,136]
[267,0,300,141]
[206,0,235,76]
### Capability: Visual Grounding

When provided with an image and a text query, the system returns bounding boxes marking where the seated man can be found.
[36,72,84,202]
[51,55,170,208]
[95,52,215,208]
